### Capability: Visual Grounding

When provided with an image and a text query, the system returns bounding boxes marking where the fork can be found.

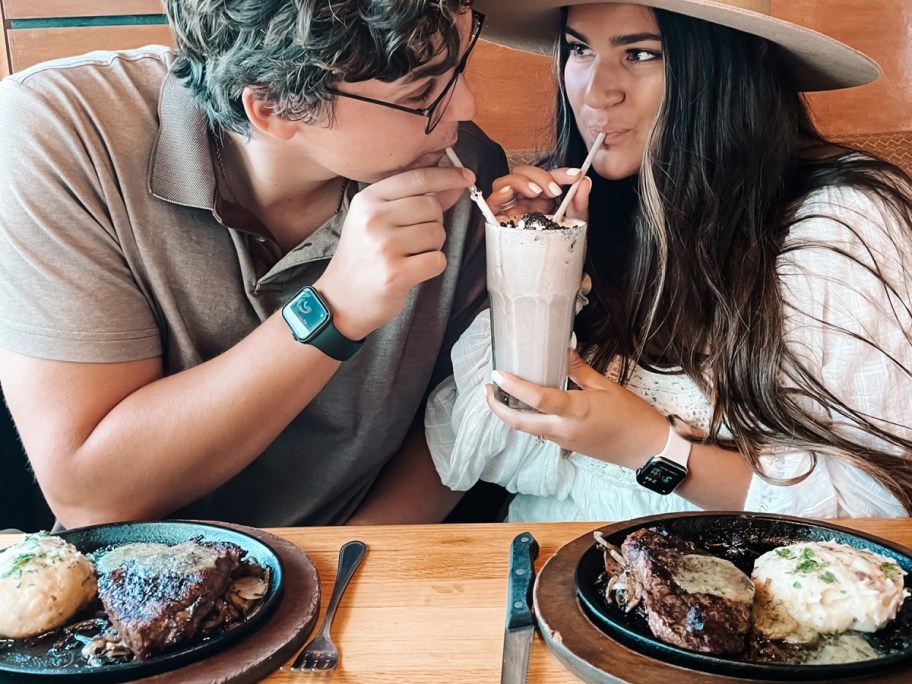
[284,540,367,672]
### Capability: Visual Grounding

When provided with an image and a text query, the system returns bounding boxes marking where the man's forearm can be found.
[4,313,340,527]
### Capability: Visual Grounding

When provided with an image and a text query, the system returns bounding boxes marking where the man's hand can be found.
[315,166,475,341]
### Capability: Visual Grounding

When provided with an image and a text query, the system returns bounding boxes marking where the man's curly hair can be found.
[162,0,472,134]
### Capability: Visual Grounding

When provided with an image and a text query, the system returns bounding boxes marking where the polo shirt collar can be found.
[147,71,349,267]
[148,72,217,211]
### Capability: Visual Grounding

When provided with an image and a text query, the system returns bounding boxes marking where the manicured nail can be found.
[491,370,505,385]
[548,182,562,196]
[497,186,512,194]
[528,182,543,195]
[566,168,581,176]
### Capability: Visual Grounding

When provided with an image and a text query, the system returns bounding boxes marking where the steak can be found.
[622,528,755,655]
[95,540,243,659]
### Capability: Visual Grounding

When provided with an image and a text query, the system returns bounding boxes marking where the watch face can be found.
[282,287,330,342]
[636,457,688,495]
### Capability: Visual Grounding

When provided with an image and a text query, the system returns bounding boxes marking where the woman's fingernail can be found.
[548,182,562,196]
[566,168,581,176]
[528,182,543,195]
[491,370,505,385]
[497,186,512,194]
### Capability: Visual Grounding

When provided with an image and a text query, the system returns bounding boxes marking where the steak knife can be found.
[501,531,540,684]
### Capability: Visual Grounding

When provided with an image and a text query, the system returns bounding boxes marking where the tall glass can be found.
[486,214,587,410]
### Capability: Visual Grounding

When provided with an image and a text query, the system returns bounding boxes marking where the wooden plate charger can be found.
[134,521,321,684]
[0,521,321,684]
[533,512,912,684]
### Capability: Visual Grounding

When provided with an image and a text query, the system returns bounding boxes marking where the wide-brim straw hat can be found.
[472,0,880,91]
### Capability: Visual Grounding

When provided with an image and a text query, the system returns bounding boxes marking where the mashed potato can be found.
[752,540,908,643]
[0,532,97,639]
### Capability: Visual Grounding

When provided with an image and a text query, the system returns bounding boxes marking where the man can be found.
[0,0,506,528]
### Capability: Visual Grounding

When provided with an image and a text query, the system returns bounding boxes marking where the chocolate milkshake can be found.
[486,212,587,410]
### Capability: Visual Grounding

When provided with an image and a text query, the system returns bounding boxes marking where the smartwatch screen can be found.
[635,457,688,495]
[283,287,330,341]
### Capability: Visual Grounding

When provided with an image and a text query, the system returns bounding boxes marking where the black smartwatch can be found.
[281,286,364,361]
[635,414,692,495]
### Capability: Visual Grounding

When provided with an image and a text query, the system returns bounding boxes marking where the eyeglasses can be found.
[330,10,484,134]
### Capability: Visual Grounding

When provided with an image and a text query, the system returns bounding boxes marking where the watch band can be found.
[634,414,693,495]
[308,316,364,361]
[655,414,692,469]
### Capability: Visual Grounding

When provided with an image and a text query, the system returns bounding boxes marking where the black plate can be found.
[0,520,284,682]
[575,512,912,681]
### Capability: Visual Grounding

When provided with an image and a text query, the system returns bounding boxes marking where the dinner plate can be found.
[575,512,912,681]
[0,520,285,682]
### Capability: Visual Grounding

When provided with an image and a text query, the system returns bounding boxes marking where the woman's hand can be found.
[484,351,668,469]
[487,165,592,222]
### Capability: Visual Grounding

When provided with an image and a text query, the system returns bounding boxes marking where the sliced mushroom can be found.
[232,575,269,601]
[594,531,626,577]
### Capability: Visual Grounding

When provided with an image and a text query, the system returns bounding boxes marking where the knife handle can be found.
[506,532,539,631]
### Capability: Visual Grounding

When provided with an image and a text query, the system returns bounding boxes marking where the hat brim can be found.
[473,0,880,92]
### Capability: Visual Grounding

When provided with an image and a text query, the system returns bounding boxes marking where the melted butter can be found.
[96,541,220,576]
[804,632,880,664]
[672,554,755,603]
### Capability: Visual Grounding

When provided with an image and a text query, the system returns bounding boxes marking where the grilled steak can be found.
[95,540,243,659]
[622,528,755,655]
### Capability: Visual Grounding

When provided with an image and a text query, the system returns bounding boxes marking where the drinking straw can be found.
[552,132,607,223]
[445,147,500,225]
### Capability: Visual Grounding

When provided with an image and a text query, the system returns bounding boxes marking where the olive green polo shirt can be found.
[0,46,507,526]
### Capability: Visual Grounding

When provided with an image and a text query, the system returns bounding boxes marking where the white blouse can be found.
[426,184,912,522]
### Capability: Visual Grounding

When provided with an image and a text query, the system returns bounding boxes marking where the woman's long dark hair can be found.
[550,7,912,511]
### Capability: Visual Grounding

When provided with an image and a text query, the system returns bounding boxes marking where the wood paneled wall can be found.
[4,0,162,18]
[0,1,908,156]
[1,0,169,73]
[7,25,171,71]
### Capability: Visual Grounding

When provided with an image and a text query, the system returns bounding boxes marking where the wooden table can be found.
[262,519,912,683]
[3,519,911,682]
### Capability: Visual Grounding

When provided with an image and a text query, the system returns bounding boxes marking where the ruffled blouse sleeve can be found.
[425,310,577,500]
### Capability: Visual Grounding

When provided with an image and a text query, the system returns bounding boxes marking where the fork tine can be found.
[283,541,365,674]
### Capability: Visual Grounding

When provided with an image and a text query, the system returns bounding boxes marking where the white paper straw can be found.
[445,147,500,226]
[552,132,606,223]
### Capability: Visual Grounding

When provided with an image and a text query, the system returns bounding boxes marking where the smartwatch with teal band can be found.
[281,286,364,361]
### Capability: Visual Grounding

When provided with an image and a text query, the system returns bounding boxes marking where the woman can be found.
[425,0,912,521]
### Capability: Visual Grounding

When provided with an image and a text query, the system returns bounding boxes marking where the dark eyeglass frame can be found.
[329,10,484,134]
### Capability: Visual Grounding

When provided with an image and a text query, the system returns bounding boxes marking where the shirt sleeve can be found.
[0,72,161,361]
[744,184,912,517]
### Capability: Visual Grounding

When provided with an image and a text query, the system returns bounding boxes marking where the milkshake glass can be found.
[486,213,587,410]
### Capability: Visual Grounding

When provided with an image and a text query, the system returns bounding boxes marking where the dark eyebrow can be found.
[406,59,446,82]
[564,26,662,47]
